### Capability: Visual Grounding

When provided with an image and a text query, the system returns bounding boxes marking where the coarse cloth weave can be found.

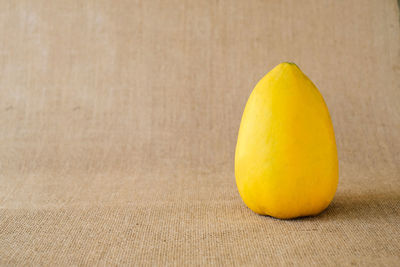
[1,0,400,265]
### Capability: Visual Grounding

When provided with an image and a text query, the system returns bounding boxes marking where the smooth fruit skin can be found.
[235,63,338,219]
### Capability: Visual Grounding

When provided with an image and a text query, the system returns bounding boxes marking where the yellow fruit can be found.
[235,62,338,219]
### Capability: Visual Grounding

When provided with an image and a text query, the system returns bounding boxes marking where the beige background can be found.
[1,0,400,265]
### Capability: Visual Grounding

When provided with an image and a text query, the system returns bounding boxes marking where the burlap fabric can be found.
[1,0,399,265]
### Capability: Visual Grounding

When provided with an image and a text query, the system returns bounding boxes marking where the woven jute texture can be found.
[1,0,400,265]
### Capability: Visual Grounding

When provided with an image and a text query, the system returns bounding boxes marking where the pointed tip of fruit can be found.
[271,62,302,77]
[281,62,299,68]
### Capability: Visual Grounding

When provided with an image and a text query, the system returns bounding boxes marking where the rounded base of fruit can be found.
[247,203,332,220]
